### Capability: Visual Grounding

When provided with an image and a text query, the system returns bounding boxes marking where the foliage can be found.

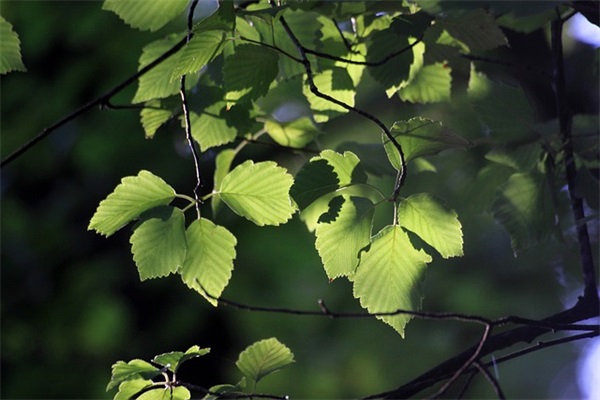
[1,0,598,399]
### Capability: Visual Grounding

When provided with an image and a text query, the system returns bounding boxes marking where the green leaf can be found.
[0,17,26,74]
[468,71,534,140]
[317,149,369,185]
[130,206,187,281]
[398,194,463,258]
[89,170,176,237]
[189,109,237,151]
[180,219,237,305]
[303,68,355,123]
[337,142,396,177]
[153,345,210,373]
[316,196,374,280]
[137,386,190,400]
[366,29,413,93]
[218,161,296,226]
[224,44,279,103]
[114,379,153,400]
[140,104,172,139]
[107,359,160,391]
[171,30,226,80]
[398,63,451,103]
[132,34,199,104]
[102,0,189,32]
[212,149,237,216]
[485,144,541,171]
[236,338,294,383]
[384,118,470,170]
[290,159,338,210]
[492,172,556,252]
[439,9,507,51]
[264,117,320,148]
[351,225,432,337]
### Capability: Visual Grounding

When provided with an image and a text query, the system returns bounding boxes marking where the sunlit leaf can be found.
[180,219,237,306]
[212,149,237,216]
[224,44,279,103]
[153,346,210,373]
[352,225,432,337]
[102,0,188,32]
[398,63,451,103]
[171,30,226,80]
[236,338,294,383]
[130,206,187,281]
[316,196,374,280]
[384,118,470,171]
[398,194,463,258]
[140,103,172,139]
[107,359,160,391]
[485,144,541,171]
[137,386,190,400]
[188,109,237,151]
[0,17,26,74]
[303,68,355,123]
[265,117,320,148]
[114,378,153,400]
[317,150,368,185]
[89,170,176,237]
[492,172,556,252]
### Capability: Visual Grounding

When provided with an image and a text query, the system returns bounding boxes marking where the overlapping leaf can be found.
[316,196,374,280]
[398,63,451,103]
[212,149,237,216]
[384,118,470,170]
[438,9,507,51]
[236,338,294,383]
[224,44,279,103]
[130,206,187,281]
[218,161,296,226]
[264,117,320,148]
[171,30,226,80]
[107,359,160,391]
[89,170,176,236]
[114,379,153,400]
[398,194,463,258]
[180,219,237,305]
[189,109,237,151]
[140,103,172,139]
[153,345,210,373]
[0,17,26,74]
[352,225,432,337]
[137,386,190,400]
[303,68,355,123]
[102,0,189,32]
[366,29,413,94]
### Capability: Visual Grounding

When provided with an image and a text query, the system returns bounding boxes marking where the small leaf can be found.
[218,161,296,226]
[107,359,160,391]
[141,104,172,139]
[114,379,153,400]
[153,346,211,373]
[384,118,470,170]
[316,196,374,280]
[398,194,463,258]
[224,44,279,103]
[189,109,237,151]
[492,172,556,252]
[137,386,190,400]
[0,17,26,74]
[398,63,451,103]
[89,170,176,237]
[351,225,432,337]
[130,206,187,281]
[264,117,320,148]
[102,0,189,32]
[180,219,237,305]
[236,338,294,383]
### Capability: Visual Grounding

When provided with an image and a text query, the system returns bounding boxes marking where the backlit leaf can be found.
[0,17,26,74]
[352,225,432,337]
[140,103,172,139]
[180,219,237,306]
[102,0,189,32]
[366,29,413,93]
[218,161,296,226]
[171,30,226,80]
[137,386,190,400]
[130,206,187,281]
[89,170,176,237]
[316,196,374,280]
[189,109,237,151]
[107,359,160,391]
[153,346,210,373]
[212,149,237,216]
[398,63,451,103]
[265,117,320,148]
[303,68,355,123]
[236,338,294,383]
[398,194,463,258]
[224,44,279,103]
[114,379,153,400]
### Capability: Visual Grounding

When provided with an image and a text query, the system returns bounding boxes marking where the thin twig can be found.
[1,35,190,167]
[180,0,203,219]
[473,360,506,400]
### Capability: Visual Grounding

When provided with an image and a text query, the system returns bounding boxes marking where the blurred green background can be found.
[1,1,598,399]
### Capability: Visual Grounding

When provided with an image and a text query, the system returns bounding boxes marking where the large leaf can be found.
[264,117,320,148]
[132,34,199,104]
[189,109,237,151]
[153,345,210,373]
[130,206,187,281]
[0,17,26,74]
[180,219,237,305]
[439,9,507,51]
[352,225,432,337]
[398,194,463,259]
[492,172,556,252]
[218,161,296,226]
[468,71,534,140]
[315,196,374,280]
[366,29,413,94]
[303,68,355,123]
[384,118,470,171]
[236,338,294,384]
[114,379,153,400]
[89,170,176,237]
[171,30,226,80]
[102,0,189,32]
[107,359,160,391]
[224,44,279,103]
[398,63,451,104]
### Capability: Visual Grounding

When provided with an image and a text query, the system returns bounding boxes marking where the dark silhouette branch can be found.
[180,0,203,219]
[473,361,506,400]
